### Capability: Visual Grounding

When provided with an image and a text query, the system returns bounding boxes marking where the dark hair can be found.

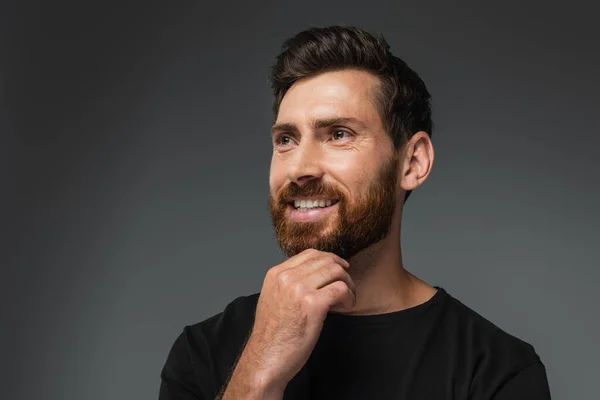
[269,25,433,203]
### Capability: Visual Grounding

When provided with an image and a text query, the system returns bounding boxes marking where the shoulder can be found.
[187,292,261,343]
[439,289,547,397]
[443,290,540,360]
[185,292,261,363]
[160,293,261,399]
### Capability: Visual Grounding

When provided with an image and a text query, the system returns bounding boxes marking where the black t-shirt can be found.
[159,286,551,399]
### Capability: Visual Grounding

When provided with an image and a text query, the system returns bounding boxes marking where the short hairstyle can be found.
[268,25,433,202]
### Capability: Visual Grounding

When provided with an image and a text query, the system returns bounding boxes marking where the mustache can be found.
[277,180,343,202]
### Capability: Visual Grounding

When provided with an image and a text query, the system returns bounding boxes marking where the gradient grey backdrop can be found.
[3,0,598,399]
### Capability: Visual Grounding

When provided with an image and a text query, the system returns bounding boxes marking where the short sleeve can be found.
[491,361,551,400]
[159,328,216,400]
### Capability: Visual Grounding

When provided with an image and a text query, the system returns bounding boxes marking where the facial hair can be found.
[269,153,399,261]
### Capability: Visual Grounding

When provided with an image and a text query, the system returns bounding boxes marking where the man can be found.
[159,25,551,399]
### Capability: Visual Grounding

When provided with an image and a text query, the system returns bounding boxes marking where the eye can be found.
[332,129,351,140]
[275,134,293,146]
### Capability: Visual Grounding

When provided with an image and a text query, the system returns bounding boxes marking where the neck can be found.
[340,208,437,316]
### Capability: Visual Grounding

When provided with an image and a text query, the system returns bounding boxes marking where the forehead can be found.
[276,69,382,127]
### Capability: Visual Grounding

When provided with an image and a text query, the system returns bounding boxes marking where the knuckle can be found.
[330,263,345,276]
[277,270,292,286]
[325,265,343,281]
[267,265,280,277]
[333,280,350,296]
[290,281,305,298]
[301,293,317,310]
[319,265,334,281]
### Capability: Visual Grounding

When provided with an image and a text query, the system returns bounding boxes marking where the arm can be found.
[491,362,551,400]
[159,330,209,400]
[159,328,286,400]
[218,338,286,400]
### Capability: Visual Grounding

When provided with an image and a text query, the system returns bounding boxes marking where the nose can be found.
[287,139,324,186]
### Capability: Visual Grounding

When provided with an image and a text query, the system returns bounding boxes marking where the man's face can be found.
[269,69,400,260]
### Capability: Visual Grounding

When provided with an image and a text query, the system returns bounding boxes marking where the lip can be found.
[287,202,339,223]
[289,196,338,201]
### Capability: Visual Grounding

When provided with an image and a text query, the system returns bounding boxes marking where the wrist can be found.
[222,352,287,400]
[241,336,289,393]
[255,370,287,399]
[221,373,285,400]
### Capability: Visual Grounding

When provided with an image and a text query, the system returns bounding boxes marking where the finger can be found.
[279,249,350,275]
[312,280,356,312]
[303,262,356,295]
[319,251,350,269]
[276,249,323,272]
[285,253,351,287]
[293,249,349,269]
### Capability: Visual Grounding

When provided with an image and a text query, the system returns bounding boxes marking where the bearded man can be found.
[159,25,551,400]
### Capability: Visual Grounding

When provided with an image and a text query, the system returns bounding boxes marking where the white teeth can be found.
[293,199,336,209]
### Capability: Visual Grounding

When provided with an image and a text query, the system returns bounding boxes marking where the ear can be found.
[399,131,434,192]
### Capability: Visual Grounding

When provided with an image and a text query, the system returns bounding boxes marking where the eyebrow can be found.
[270,117,367,136]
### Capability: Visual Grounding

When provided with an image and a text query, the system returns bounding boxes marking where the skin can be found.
[221,69,438,399]
[269,68,438,315]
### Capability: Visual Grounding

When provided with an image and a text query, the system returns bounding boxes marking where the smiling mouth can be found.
[289,198,340,211]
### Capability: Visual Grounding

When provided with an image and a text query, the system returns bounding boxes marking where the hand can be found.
[243,248,356,392]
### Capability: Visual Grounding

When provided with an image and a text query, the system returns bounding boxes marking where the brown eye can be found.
[332,130,350,140]
[276,135,292,145]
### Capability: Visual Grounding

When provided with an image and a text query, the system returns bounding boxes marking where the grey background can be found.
[2,0,598,399]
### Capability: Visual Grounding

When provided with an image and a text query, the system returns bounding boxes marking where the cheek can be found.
[333,166,381,206]
[269,165,285,195]
[329,160,372,189]
[268,176,278,197]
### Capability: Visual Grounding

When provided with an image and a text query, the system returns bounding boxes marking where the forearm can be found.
[219,349,286,400]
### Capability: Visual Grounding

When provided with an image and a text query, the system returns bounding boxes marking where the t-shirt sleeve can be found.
[491,361,552,400]
[159,328,216,400]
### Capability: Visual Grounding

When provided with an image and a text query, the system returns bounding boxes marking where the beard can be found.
[269,153,399,261]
